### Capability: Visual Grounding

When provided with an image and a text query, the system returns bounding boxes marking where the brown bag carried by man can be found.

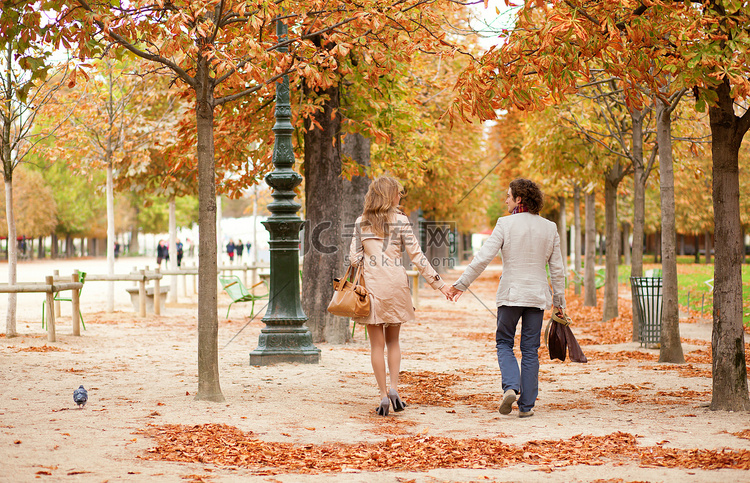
[327,264,371,318]
[544,309,588,363]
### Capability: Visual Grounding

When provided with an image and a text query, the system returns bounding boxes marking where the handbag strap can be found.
[351,264,364,286]
[344,264,356,282]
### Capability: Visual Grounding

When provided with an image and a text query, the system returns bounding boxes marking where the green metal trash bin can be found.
[630,276,663,347]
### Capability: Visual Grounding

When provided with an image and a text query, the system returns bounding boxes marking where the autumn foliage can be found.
[140,423,750,474]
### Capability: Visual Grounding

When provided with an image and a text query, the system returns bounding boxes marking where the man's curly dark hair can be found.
[509,178,544,214]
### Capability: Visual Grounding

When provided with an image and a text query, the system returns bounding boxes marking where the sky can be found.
[469,2,520,49]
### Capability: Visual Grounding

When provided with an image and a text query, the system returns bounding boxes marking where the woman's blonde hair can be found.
[362,176,404,237]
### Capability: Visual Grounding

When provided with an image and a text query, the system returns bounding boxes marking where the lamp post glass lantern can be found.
[249,19,320,365]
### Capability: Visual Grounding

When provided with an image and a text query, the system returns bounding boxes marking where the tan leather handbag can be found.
[327,264,371,318]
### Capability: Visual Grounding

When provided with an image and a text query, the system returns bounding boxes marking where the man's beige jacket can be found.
[454,212,566,310]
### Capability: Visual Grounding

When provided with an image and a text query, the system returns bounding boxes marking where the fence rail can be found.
[0,272,84,342]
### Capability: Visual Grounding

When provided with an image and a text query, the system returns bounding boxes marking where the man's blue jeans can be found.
[495,305,544,412]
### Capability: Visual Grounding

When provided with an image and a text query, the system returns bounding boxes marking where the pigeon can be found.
[73,385,88,409]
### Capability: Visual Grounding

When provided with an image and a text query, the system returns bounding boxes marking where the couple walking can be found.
[348,176,566,418]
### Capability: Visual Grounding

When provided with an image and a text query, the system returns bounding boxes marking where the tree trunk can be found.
[558,195,567,272]
[705,231,712,264]
[631,108,649,343]
[106,161,115,313]
[4,179,17,336]
[338,133,371,343]
[707,78,750,411]
[169,197,178,302]
[424,217,449,275]
[694,234,701,263]
[603,167,620,322]
[654,231,661,263]
[573,184,582,296]
[631,109,647,279]
[51,233,58,259]
[37,236,44,259]
[195,67,224,402]
[622,222,631,266]
[679,234,685,256]
[2,42,16,336]
[216,195,222,265]
[129,199,140,255]
[655,97,684,363]
[584,190,597,307]
[302,83,345,343]
[340,133,371,248]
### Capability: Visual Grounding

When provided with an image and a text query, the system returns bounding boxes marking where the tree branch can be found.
[214,69,290,106]
[75,0,197,90]
[665,87,687,115]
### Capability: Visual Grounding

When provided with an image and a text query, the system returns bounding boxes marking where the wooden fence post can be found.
[71,271,81,336]
[139,269,146,317]
[53,269,61,317]
[169,267,178,304]
[154,267,161,315]
[46,276,56,342]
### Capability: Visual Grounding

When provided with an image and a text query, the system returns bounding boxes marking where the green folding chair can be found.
[42,271,86,330]
[219,274,267,319]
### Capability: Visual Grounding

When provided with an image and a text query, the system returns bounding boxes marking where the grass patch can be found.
[615,261,750,328]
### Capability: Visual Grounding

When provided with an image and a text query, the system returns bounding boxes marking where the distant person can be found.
[226,239,236,263]
[157,240,169,268]
[236,239,244,262]
[114,241,121,258]
[246,241,252,262]
[176,239,184,267]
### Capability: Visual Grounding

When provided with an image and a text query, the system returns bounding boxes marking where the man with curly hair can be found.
[447,178,566,418]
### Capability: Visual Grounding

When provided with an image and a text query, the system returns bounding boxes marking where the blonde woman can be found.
[349,176,452,416]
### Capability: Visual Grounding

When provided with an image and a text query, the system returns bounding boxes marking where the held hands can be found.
[438,282,464,302]
[444,285,464,302]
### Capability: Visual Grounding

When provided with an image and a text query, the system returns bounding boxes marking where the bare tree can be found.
[1,40,72,336]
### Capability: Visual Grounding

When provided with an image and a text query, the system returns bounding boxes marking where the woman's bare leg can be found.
[366,324,387,398]
[384,324,402,389]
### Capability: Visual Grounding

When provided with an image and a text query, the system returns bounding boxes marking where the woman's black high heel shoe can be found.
[376,396,390,416]
[388,388,407,412]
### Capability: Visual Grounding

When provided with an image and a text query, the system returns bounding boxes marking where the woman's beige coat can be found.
[349,212,445,326]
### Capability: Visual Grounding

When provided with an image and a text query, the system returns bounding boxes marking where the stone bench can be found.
[125,285,170,314]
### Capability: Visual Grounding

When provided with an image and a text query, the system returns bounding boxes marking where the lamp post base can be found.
[249,326,320,365]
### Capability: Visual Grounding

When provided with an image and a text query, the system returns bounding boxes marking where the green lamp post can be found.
[249,19,320,365]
